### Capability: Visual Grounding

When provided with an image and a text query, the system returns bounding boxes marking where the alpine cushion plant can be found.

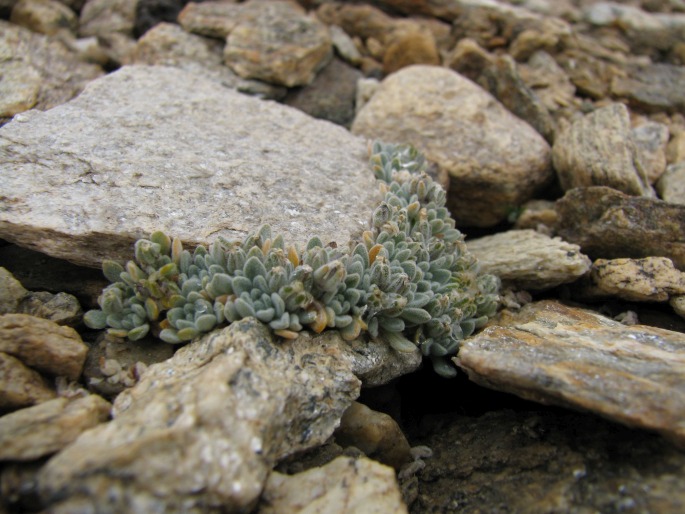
[84,142,500,377]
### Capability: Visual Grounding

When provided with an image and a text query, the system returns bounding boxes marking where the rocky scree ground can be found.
[2,0,685,512]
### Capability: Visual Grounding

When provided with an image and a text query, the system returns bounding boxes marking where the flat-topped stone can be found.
[0,65,380,268]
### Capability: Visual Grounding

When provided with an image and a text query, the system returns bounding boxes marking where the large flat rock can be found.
[0,65,380,268]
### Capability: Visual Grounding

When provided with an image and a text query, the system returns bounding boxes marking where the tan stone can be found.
[0,267,28,315]
[0,314,88,380]
[382,29,440,75]
[258,456,408,514]
[334,401,412,470]
[0,351,56,410]
[666,131,685,164]
[352,65,552,227]
[584,257,685,302]
[0,395,111,461]
[467,229,591,290]
[10,0,77,36]
[456,300,685,447]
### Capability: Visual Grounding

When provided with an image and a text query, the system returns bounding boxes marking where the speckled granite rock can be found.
[0,65,380,268]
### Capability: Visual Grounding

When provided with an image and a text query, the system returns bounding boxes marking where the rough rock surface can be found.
[466,229,591,290]
[611,63,685,114]
[0,314,88,380]
[10,0,78,36]
[352,65,552,227]
[552,103,652,196]
[0,351,56,410]
[132,22,286,99]
[0,20,103,119]
[223,0,332,87]
[555,186,685,269]
[0,65,381,268]
[38,320,362,513]
[0,394,111,461]
[0,267,28,314]
[632,121,669,184]
[455,300,685,447]
[578,257,685,302]
[412,408,685,514]
[16,291,82,326]
[259,455,407,514]
[657,162,685,204]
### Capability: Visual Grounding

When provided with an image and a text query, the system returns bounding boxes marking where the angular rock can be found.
[632,121,669,184]
[578,257,685,302]
[17,291,82,326]
[611,63,685,114]
[666,131,685,164]
[329,24,362,66]
[283,57,362,128]
[656,162,685,204]
[0,20,103,119]
[334,401,412,470]
[132,22,285,100]
[0,394,111,461]
[0,65,381,268]
[446,37,494,83]
[478,54,556,143]
[0,351,56,410]
[178,0,243,39]
[584,2,685,54]
[455,300,685,447]
[0,267,28,314]
[552,104,652,196]
[0,314,88,380]
[512,199,557,233]
[352,65,552,227]
[38,320,362,513]
[78,0,137,64]
[466,229,591,290]
[519,50,576,115]
[555,186,685,269]
[258,456,407,514]
[10,0,78,36]
[223,0,332,87]
[413,408,685,513]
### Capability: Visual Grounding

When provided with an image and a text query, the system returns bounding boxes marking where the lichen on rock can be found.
[84,142,499,377]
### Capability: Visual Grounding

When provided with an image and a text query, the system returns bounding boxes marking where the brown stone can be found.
[334,401,412,470]
[382,29,440,75]
[0,351,56,410]
[555,186,685,269]
[0,267,28,315]
[10,0,78,36]
[0,394,111,461]
[0,313,88,380]
[455,300,685,447]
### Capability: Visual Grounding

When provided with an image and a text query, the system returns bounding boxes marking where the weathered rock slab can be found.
[0,394,111,461]
[552,103,652,196]
[466,229,591,290]
[455,300,685,447]
[352,65,552,227]
[0,65,380,268]
[555,186,685,269]
[38,320,363,513]
[258,455,407,514]
[0,314,88,380]
[0,351,56,410]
